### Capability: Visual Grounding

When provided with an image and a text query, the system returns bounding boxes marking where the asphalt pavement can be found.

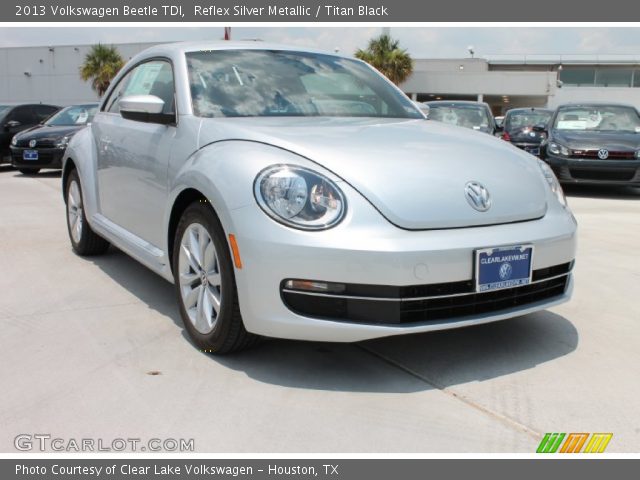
[0,166,638,452]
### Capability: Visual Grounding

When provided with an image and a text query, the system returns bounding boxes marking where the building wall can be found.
[548,87,640,109]
[401,70,557,96]
[0,42,159,105]
[4,44,640,111]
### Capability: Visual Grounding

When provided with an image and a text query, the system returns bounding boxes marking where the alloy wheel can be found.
[178,223,223,334]
[67,180,83,244]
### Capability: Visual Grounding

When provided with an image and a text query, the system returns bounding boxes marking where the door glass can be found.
[10,106,34,125]
[34,106,59,123]
[113,61,175,114]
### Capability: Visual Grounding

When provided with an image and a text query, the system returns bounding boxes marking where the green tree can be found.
[79,44,124,97]
[355,34,413,85]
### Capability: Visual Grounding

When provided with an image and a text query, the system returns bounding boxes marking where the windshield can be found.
[426,104,491,130]
[0,105,9,117]
[45,105,97,126]
[505,111,551,131]
[553,105,640,133]
[186,50,422,119]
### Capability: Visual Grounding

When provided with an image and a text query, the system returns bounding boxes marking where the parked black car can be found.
[501,107,553,156]
[541,103,640,185]
[1,104,60,166]
[11,103,98,174]
[423,100,497,134]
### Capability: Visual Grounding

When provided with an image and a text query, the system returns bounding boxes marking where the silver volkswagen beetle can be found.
[62,42,577,353]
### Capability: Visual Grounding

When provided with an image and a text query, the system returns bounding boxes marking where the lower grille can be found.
[11,150,63,166]
[569,168,636,182]
[282,263,572,325]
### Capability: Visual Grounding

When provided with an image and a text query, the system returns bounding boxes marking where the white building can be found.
[0,42,157,106]
[401,55,640,114]
[2,42,640,114]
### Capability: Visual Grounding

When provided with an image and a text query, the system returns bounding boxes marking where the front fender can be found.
[166,140,343,241]
[62,126,99,220]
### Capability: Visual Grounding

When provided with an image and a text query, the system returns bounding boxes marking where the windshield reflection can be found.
[186,50,422,119]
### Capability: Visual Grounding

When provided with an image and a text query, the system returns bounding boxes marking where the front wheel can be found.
[65,169,110,256]
[172,202,259,354]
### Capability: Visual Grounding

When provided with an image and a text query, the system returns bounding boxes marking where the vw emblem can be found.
[28,139,37,148]
[499,263,513,281]
[464,181,492,212]
[597,148,609,160]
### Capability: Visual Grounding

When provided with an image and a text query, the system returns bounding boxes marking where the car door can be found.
[94,59,177,248]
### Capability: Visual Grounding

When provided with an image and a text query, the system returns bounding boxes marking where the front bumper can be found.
[10,146,64,169]
[228,197,577,342]
[544,153,640,185]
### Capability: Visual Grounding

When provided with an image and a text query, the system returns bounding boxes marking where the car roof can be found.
[61,103,99,108]
[0,103,60,108]
[137,40,347,59]
[424,100,490,108]
[505,108,553,115]
[556,102,637,109]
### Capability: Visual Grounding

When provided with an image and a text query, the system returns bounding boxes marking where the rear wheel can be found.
[65,169,110,256]
[172,202,259,354]
[19,168,40,175]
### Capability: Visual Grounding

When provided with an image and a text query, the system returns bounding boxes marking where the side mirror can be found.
[119,95,174,125]
[532,123,547,133]
[5,120,21,131]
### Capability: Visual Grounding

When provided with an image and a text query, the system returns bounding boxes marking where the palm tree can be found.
[355,34,413,85]
[79,44,124,97]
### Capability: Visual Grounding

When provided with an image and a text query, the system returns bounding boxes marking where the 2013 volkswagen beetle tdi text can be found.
[62,42,577,353]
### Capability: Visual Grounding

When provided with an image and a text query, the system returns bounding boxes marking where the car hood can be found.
[551,129,640,151]
[199,117,548,229]
[16,124,84,142]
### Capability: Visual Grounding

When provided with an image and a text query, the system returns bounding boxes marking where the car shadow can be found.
[15,170,62,178]
[564,184,640,200]
[91,248,578,393]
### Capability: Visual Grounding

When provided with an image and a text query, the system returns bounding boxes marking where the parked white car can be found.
[63,42,577,353]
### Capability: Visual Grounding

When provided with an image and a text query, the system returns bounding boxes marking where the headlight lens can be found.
[538,159,567,207]
[548,141,570,156]
[255,165,346,230]
[10,136,17,146]
[55,136,70,149]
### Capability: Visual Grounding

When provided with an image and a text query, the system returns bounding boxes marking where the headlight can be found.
[255,165,346,230]
[538,159,567,207]
[55,136,70,149]
[10,136,17,146]
[548,141,570,156]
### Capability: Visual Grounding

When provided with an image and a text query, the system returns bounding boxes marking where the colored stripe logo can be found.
[537,433,612,453]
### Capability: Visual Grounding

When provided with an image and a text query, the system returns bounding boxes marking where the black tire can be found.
[65,169,110,256]
[19,168,40,175]
[172,201,260,354]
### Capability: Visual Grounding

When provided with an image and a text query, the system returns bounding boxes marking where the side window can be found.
[108,60,175,115]
[34,106,58,123]
[106,70,134,113]
[10,106,35,125]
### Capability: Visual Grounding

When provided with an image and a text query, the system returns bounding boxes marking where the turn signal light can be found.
[284,280,346,294]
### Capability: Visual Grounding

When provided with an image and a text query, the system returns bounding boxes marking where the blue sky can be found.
[1,27,640,58]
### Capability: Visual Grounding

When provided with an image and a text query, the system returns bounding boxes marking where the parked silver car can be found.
[62,42,577,353]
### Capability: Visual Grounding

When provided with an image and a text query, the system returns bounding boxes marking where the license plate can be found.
[525,147,540,156]
[23,150,38,161]
[475,245,533,292]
